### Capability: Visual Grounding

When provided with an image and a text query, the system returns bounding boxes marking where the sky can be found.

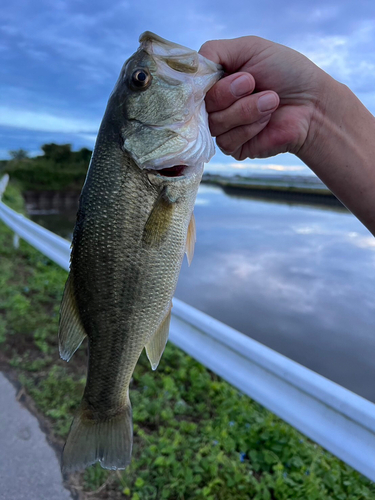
[1,0,375,176]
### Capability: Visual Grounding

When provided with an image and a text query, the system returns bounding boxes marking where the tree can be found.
[9,149,28,160]
[41,143,72,163]
[76,148,92,164]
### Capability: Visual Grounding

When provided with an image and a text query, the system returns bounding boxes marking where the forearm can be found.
[298,76,375,235]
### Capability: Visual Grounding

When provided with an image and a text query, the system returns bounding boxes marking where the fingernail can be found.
[257,93,278,112]
[230,75,252,97]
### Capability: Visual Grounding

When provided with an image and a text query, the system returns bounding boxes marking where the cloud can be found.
[205,161,310,176]
[292,20,375,94]
[0,107,99,134]
[1,0,374,163]
[76,134,97,144]
[347,232,375,250]
[229,162,306,172]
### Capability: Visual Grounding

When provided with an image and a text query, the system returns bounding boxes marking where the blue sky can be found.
[1,0,375,176]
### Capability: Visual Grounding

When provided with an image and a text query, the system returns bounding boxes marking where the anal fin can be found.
[185,211,196,266]
[59,274,87,361]
[145,304,172,370]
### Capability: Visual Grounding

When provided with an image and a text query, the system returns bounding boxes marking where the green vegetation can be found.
[0,189,374,499]
[1,144,91,192]
[9,148,29,161]
[1,181,26,213]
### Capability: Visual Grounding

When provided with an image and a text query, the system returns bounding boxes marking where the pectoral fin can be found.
[142,189,174,248]
[185,212,196,266]
[145,304,172,370]
[59,274,87,361]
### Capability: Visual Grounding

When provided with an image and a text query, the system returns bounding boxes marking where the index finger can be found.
[199,36,263,73]
[205,72,255,113]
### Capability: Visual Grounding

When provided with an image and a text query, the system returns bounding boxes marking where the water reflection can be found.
[30,184,375,402]
[219,184,344,210]
[175,185,375,402]
[30,211,77,240]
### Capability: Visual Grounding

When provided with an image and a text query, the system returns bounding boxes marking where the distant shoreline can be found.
[18,173,345,211]
[201,174,344,207]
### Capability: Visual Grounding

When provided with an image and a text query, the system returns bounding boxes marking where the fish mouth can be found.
[158,165,187,177]
[148,165,189,179]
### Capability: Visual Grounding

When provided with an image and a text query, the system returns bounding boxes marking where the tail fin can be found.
[62,401,133,473]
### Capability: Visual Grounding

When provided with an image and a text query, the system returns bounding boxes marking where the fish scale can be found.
[59,31,222,473]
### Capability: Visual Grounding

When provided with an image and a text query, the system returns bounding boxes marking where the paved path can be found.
[0,373,72,500]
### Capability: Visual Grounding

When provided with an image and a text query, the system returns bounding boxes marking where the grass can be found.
[0,186,375,499]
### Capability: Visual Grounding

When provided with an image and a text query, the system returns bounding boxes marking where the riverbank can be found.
[201,174,343,206]
[1,188,375,499]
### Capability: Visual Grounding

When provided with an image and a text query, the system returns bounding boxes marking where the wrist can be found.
[296,72,346,167]
[295,72,375,234]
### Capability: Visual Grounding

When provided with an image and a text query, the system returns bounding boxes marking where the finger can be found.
[205,73,255,113]
[216,114,272,155]
[209,91,279,137]
[232,119,291,161]
[199,36,269,73]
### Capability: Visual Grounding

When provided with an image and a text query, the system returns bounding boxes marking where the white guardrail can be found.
[1,175,375,482]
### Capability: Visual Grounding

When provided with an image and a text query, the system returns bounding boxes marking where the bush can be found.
[3,143,92,192]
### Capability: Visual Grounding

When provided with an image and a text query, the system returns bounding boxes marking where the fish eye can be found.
[131,69,151,89]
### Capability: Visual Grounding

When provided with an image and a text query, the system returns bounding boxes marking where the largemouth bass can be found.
[59,32,222,473]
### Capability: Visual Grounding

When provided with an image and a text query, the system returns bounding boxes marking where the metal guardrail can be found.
[0,200,71,271]
[1,176,375,482]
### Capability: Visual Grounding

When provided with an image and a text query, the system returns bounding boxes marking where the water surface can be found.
[175,186,375,402]
[30,185,375,402]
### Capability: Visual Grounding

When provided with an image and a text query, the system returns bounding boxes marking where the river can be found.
[30,184,375,402]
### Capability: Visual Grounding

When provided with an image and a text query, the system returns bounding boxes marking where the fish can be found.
[59,31,222,473]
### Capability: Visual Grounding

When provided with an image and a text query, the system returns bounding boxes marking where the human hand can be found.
[199,36,332,161]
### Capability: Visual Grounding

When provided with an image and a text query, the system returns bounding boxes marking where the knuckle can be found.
[239,98,255,122]
[199,40,212,52]
[209,111,227,135]
[199,40,220,60]
[199,41,211,54]
[209,83,227,109]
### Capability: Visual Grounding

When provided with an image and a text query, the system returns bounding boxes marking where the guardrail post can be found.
[13,233,20,249]
[0,174,9,200]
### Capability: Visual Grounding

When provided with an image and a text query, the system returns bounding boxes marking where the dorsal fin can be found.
[185,211,196,266]
[59,274,87,361]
